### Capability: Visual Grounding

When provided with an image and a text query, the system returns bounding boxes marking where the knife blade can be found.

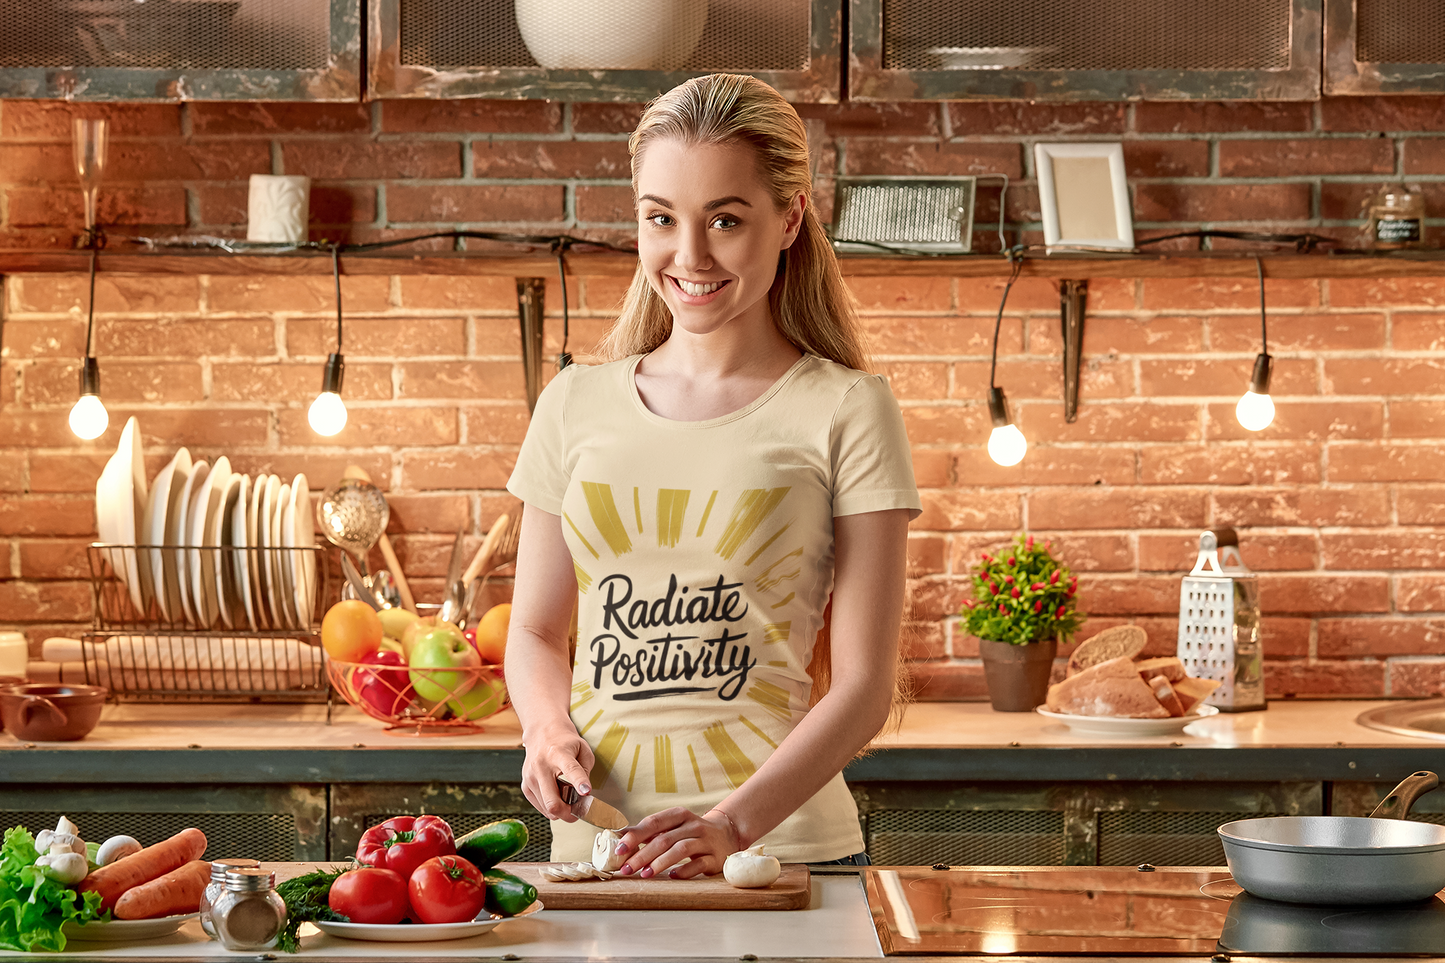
[340,554,381,611]
[558,778,630,830]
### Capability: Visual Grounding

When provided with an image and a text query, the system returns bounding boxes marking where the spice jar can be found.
[1367,184,1425,250]
[210,868,286,951]
[199,859,261,938]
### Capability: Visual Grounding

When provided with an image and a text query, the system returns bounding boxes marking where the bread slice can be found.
[1066,626,1148,677]
[1134,656,1185,682]
[1046,656,1170,718]
[1145,675,1184,716]
[1172,675,1222,713]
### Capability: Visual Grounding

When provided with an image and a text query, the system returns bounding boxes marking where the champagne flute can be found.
[72,118,108,246]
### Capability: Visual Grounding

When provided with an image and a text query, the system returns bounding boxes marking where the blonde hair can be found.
[595,73,870,373]
[597,73,911,738]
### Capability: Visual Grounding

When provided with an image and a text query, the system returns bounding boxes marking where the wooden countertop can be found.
[4,700,1444,785]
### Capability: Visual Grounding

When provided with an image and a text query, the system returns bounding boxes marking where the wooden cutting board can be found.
[501,862,811,910]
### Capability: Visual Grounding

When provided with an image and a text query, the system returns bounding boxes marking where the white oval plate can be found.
[62,912,198,942]
[1035,703,1219,736]
[315,901,542,943]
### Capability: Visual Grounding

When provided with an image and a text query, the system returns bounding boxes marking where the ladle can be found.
[316,479,389,579]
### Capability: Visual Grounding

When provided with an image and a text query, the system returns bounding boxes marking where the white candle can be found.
[247,175,311,244]
[0,631,28,679]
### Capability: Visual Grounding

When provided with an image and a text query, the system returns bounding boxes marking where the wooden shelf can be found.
[3,249,1445,279]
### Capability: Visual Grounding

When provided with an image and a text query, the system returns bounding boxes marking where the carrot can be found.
[114,859,212,920]
[78,828,208,911]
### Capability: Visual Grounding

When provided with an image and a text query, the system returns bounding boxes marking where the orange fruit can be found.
[474,603,512,665]
[321,600,384,662]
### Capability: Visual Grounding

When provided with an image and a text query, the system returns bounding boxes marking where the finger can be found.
[618,809,691,861]
[530,771,574,821]
[668,854,716,880]
[622,820,701,873]
[645,837,714,878]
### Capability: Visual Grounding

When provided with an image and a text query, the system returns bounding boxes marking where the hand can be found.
[615,807,740,879]
[520,725,595,822]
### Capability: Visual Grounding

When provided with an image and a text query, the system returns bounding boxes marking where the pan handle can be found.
[1369,770,1440,819]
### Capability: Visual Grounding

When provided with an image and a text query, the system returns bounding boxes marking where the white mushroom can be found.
[723,844,781,889]
[591,829,625,873]
[34,831,84,856]
[540,861,615,882]
[55,816,80,837]
[36,850,88,885]
[95,835,143,866]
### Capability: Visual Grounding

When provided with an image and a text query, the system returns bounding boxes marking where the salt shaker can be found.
[210,868,286,951]
[199,858,261,938]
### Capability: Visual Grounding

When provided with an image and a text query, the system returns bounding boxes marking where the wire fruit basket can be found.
[326,659,508,736]
[83,544,329,704]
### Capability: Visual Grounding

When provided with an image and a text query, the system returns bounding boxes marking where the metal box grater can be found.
[1176,529,1266,712]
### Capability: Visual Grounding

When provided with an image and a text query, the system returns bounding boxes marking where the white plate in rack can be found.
[273,481,298,630]
[170,458,208,628]
[212,472,243,629]
[258,474,286,630]
[187,455,230,629]
[144,447,191,624]
[315,901,542,942]
[230,473,255,631]
[1035,704,1219,737]
[284,473,315,627]
[247,474,269,629]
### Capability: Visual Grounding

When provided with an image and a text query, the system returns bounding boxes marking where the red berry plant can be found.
[962,534,1084,645]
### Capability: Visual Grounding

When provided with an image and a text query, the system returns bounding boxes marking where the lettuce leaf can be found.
[0,826,107,953]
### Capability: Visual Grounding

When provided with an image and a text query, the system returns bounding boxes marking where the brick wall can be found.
[2,96,1445,700]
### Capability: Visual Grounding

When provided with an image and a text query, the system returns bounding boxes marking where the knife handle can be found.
[557,777,581,806]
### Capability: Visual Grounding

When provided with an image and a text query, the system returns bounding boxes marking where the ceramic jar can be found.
[514,0,708,70]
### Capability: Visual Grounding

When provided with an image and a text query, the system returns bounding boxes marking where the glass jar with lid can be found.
[199,859,261,938]
[1367,184,1426,250]
[210,868,286,951]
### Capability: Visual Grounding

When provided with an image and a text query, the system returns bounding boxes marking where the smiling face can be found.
[634,137,804,340]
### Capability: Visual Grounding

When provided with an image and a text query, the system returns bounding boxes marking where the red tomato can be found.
[327,867,409,925]
[407,855,486,924]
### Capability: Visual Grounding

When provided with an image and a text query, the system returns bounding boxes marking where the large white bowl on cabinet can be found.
[515,0,708,70]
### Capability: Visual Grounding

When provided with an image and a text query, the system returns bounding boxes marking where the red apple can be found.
[354,650,414,718]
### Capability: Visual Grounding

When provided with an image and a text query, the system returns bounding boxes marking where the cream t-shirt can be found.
[507,352,921,862]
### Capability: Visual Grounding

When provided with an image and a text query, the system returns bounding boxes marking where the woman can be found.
[505,73,920,878]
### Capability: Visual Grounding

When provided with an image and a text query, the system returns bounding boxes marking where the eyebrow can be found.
[638,194,753,211]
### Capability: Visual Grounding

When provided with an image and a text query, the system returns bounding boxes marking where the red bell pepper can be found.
[356,815,456,880]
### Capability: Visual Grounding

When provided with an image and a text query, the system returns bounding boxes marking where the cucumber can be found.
[455,818,529,871]
[483,868,537,917]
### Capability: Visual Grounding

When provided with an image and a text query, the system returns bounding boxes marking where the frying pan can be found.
[1219,771,1445,905]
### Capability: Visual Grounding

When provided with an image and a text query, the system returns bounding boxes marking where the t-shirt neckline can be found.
[625,352,814,428]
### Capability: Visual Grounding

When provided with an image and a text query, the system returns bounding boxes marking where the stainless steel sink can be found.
[1357,699,1445,741]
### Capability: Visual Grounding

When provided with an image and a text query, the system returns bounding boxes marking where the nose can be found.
[674,222,712,274]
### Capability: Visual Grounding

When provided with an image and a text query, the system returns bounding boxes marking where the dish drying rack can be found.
[84,544,333,708]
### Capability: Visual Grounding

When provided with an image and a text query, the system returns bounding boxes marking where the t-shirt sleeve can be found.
[506,366,574,515]
[830,373,922,519]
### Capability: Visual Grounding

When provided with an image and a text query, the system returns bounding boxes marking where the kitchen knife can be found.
[340,554,381,611]
[558,778,630,830]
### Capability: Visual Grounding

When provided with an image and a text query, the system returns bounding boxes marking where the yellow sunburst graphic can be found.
[755,547,803,592]
[590,721,630,792]
[581,482,633,556]
[715,488,789,560]
[762,622,791,645]
[738,713,778,749]
[696,490,718,537]
[747,679,795,722]
[656,489,690,548]
[570,680,594,712]
[653,734,678,793]
[703,721,757,789]
[573,561,593,593]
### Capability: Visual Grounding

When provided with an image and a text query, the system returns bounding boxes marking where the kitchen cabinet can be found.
[1325,0,1445,94]
[848,0,1323,101]
[368,0,840,102]
[0,783,327,860]
[0,0,361,102]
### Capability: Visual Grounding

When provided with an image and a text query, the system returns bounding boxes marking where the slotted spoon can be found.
[316,479,390,578]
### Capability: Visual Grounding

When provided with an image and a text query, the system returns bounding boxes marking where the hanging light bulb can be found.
[987,386,1028,467]
[1236,353,1275,431]
[308,352,347,436]
[69,356,108,440]
[1236,258,1275,432]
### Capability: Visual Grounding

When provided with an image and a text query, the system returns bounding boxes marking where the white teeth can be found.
[677,279,721,297]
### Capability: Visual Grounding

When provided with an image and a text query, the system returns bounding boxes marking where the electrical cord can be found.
[1255,255,1267,356]
[331,244,343,354]
[84,247,98,362]
[989,250,1025,389]
[1135,229,1338,254]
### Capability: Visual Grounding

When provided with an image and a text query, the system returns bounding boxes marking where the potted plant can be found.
[962,534,1083,711]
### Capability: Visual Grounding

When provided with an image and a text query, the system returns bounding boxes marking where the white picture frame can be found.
[1034,143,1134,252]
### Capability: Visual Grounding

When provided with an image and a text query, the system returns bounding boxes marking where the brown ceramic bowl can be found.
[0,677,23,734]
[0,683,107,741]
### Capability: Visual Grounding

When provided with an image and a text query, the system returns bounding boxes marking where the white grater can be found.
[1176,529,1266,712]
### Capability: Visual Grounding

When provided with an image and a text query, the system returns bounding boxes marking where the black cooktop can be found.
[862,866,1445,957]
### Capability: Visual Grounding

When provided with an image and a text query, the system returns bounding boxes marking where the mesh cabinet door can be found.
[370,0,840,102]
[1326,0,1445,93]
[0,0,360,101]
[850,0,1322,101]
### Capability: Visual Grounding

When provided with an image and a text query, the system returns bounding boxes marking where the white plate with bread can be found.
[1040,625,1224,736]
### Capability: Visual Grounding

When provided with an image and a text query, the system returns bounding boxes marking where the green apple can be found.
[378,607,420,643]
[408,627,480,703]
[401,616,464,659]
[445,675,508,721]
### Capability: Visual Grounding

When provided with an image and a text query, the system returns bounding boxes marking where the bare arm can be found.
[617,507,910,878]
[506,503,595,821]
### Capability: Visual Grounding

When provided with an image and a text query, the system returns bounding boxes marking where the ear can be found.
[779,193,806,250]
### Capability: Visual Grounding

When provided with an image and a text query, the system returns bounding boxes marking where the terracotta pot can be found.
[0,683,107,741]
[978,638,1058,712]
